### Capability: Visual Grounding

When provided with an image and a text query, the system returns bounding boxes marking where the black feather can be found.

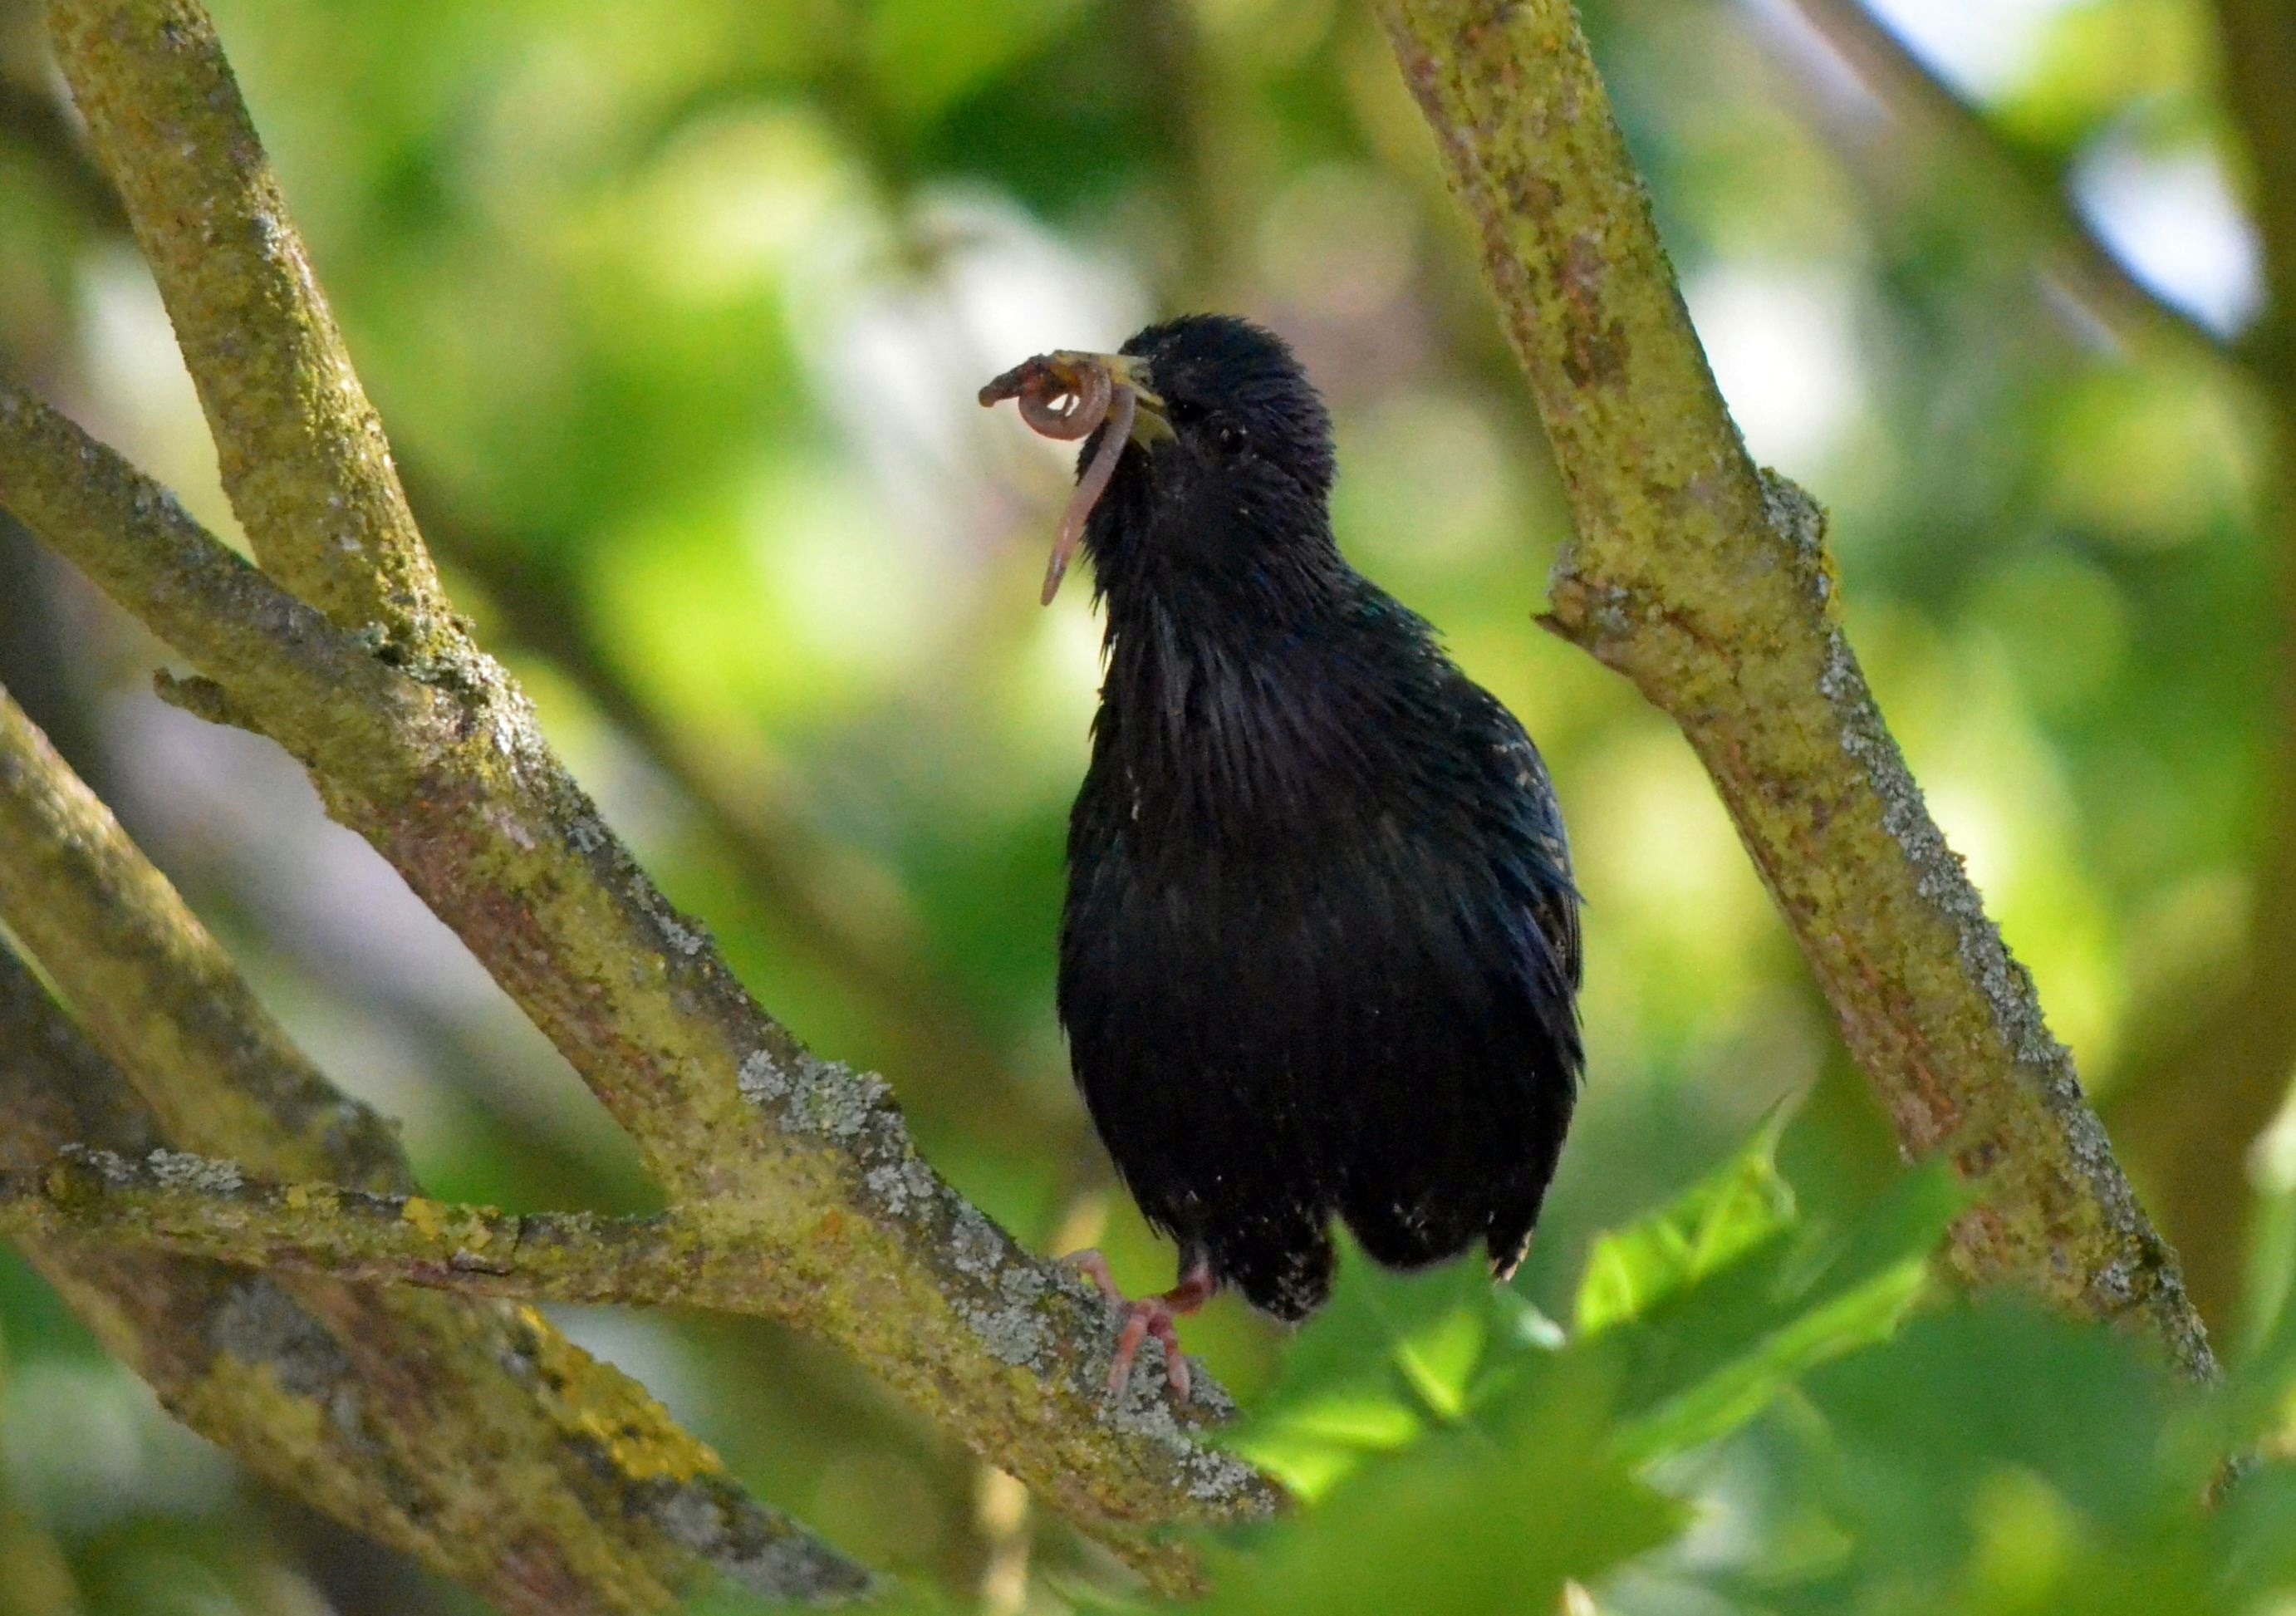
[1056,314,1582,1320]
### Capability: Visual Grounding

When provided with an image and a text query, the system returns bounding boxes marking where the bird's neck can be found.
[1091,539,1417,837]
[1092,508,1363,702]
[1098,557,1347,649]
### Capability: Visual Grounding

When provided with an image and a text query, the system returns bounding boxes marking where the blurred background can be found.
[0,0,2286,1609]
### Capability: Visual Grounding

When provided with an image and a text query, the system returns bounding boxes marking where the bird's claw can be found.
[1111,1297,1193,1402]
[1060,1250,1212,1403]
[1061,1248,1126,1307]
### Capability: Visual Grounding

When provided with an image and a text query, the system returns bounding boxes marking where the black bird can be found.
[982,315,1582,1396]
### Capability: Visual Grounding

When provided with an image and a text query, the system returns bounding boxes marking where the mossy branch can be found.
[1757,0,2296,1329]
[17,3,1279,1579]
[0,933,871,1614]
[0,1148,856,1316]
[0,377,1276,1589]
[417,502,1069,1164]
[45,0,453,644]
[0,674,410,1191]
[1373,0,2212,1378]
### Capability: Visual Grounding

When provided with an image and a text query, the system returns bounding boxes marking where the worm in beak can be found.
[979,350,1169,604]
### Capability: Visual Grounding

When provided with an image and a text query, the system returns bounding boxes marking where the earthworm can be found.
[979,353,1140,604]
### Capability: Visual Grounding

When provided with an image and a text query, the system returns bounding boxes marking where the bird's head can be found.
[982,315,1336,606]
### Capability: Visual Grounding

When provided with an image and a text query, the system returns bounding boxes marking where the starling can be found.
[982,315,1582,1397]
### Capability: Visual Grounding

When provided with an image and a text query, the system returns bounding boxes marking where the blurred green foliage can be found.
[816,1111,2296,1614]
[2,0,2291,1609]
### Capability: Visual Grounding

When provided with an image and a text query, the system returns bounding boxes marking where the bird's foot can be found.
[1062,1251,1215,1402]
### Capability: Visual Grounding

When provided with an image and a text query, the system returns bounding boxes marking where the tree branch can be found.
[1773,0,2235,368]
[0,384,1272,1590]
[0,932,871,1612]
[1,14,1052,1176]
[421,503,1066,1152]
[0,664,413,1191]
[2098,0,2296,1326]
[0,1148,805,1312]
[1744,0,2296,1330]
[1373,0,2213,1378]
[44,0,451,642]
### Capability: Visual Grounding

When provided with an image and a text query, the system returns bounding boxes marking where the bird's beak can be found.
[980,347,1176,604]
[1103,355,1175,445]
[1046,351,1175,445]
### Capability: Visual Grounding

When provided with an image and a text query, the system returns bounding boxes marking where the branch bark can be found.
[45,0,451,642]
[419,501,1068,1155]
[1373,0,2213,1378]
[1738,0,2296,1334]
[0,1149,797,1312]
[1740,3,2296,1322]
[0,685,873,1610]
[0,44,1064,1207]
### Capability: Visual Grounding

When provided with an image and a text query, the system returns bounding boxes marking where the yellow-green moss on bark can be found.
[46,0,454,647]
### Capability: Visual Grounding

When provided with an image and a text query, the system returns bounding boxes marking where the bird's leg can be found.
[1062,1250,1216,1401]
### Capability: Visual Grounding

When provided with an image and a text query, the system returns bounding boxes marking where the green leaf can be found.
[1596,1157,1967,1463]
[1705,1294,2207,1614]
[1234,1109,1961,1501]
[1576,1108,1797,1335]
[1224,1245,1552,1498]
[1192,1353,1683,1616]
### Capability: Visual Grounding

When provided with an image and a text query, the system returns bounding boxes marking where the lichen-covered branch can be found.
[1374,0,2212,1378]
[1744,0,2296,1333]
[0,941,870,1613]
[0,66,1045,1178]
[0,673,408,1191]
[0,1148,775,1313]
[423,507,1062,1155]
[0,679,872,1606]
[45,0,452,644]
[0,388,1273,1589]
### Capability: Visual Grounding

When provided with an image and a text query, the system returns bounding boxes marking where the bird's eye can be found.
[1214,421,1247,454]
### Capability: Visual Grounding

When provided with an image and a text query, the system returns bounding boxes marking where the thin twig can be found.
[1770,0,2237,371]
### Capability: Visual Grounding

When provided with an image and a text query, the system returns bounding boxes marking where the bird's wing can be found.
[1473,690,1582,995]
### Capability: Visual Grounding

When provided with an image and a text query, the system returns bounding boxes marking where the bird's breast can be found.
[1097,621,1405,847]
